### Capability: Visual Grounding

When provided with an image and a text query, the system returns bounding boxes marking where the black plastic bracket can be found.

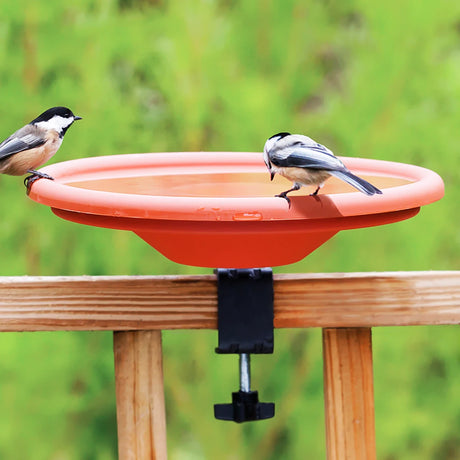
[214,268,275,423]
[215,268,274,355]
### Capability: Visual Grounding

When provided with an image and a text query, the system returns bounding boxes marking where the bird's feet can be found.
[275,184,301,208]
[309,185,321,196]
[24,170,54,195]
[275,192,291,208]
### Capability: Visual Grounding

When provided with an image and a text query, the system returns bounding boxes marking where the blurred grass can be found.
[0,0,458,458]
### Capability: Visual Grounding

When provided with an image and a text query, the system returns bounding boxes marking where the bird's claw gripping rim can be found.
[275,192,291,208]
[24,170,54,195]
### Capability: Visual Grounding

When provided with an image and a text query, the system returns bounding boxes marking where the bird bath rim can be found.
[28,151,444,222]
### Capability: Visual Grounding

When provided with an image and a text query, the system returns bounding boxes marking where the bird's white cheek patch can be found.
[36,116,73,133]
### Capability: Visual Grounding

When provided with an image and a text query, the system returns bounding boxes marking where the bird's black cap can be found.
[31,106,79,124]
[269,132,291,140]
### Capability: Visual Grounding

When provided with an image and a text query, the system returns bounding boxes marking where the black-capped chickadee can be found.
[0,106,82,191]
[263,132,382,205]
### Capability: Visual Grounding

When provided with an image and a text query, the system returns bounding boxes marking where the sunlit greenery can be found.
[0,0,458,458]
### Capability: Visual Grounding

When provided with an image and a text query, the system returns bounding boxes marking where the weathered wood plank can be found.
[0,271,457,331]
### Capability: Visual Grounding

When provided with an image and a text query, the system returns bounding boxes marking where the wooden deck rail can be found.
[1,271,459,459]
[0,271,459,331]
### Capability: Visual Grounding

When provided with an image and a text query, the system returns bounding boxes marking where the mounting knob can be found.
[214,353,274,422]
[214,390,275,423]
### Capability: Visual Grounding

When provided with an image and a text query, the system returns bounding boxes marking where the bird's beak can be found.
[270,171,275,181]
[74,116,82,121]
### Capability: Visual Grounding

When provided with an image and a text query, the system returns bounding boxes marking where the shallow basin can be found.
[28,152,444,267]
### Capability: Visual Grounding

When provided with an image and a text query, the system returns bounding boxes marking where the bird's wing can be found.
[0,130,46,160]
[269,142,345,171]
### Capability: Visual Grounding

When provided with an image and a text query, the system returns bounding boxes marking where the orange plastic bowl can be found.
[28,152,444,268]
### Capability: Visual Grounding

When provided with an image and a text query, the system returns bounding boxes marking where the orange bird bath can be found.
[28,152,444,268]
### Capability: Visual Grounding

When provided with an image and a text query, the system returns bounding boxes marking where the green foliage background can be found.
[0,0,458,458]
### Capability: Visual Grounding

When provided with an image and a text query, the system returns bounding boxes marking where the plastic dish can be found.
[28,152,444,267]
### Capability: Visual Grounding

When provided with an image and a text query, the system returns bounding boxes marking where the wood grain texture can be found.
[114,331,167,460]
[323,328,375,460]
[0,271,458,331]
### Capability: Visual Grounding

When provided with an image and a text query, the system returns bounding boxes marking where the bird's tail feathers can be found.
[331,170,382,195]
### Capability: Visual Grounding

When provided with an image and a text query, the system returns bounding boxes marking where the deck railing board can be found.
[0,271,458,331]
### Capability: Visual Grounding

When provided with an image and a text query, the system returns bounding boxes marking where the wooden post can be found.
[322,328,375,460]
[114,330,167,460]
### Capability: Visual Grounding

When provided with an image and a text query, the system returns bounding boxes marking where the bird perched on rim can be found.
[263,132,382,205]
[0,106,82,192]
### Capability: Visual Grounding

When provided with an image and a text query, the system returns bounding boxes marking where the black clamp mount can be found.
[214,268,275,423]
